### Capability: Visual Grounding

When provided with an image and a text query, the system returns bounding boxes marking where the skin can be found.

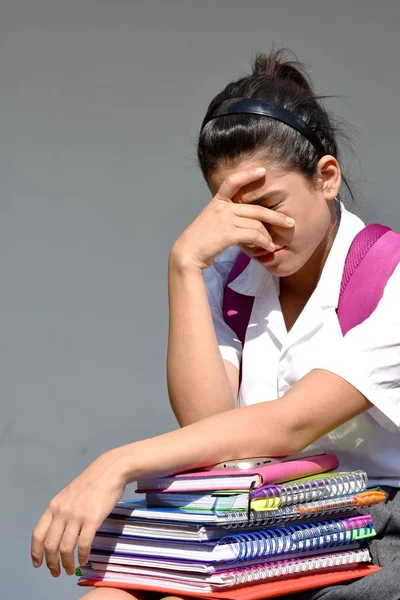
[208,156,338,279]
[207,155,342,329]
[31,154,372,600]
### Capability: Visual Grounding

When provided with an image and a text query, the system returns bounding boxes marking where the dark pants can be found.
[290,487,400,600]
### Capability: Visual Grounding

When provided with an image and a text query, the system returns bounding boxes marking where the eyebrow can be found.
[248,190,287,205]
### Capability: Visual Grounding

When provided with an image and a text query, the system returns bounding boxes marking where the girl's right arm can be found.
[167,252,240,426]
[167,167,294,426]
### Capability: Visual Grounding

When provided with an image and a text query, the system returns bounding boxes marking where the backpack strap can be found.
[337,224,400,335]
[222,252,253,346]
[223,224,400,349]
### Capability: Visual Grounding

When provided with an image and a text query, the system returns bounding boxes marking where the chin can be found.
[267,265,296,277]
[266,261,300,278]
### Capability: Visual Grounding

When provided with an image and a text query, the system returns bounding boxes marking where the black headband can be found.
[201,98,327,157]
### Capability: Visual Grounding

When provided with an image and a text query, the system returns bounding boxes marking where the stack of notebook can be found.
[77,452,384,598]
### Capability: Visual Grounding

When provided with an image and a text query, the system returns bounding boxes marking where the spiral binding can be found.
[220,490,381,530]
[221,506,301,529]
[256,471,367,508]
[219,517,373,563]
[227,548,371,584]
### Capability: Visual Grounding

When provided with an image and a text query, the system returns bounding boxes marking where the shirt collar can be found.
[317,204,365,307]
[227,203,365,306]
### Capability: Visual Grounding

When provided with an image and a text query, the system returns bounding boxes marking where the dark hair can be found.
[197,49,353,200]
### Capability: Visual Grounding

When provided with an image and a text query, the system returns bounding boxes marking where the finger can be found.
[78,523,97,567]
[233,204,295,228]
[235,229,275,252]
[60,521,81,575]
[31,509,53,568]
[44,519,67,577]
[233,217,274,251]
[216,168,266,202]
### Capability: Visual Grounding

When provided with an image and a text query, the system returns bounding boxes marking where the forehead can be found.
[207,158,290,200]
[208,158,263,189]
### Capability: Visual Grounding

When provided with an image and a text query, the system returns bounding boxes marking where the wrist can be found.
[105,444,142,485]
[169,242,205,275]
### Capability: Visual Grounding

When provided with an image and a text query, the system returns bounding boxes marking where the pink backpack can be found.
[223,225,400,354]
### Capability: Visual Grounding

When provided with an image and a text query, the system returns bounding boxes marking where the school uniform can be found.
[203,204,400,598]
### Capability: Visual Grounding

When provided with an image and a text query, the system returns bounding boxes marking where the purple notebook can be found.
[251,471,367,501]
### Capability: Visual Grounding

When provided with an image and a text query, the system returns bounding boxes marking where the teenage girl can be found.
[31,50,400,599]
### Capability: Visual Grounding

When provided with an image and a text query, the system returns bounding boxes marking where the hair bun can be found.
[252,49,313,92]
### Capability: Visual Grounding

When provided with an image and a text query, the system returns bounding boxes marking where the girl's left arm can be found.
[31,368,371,578]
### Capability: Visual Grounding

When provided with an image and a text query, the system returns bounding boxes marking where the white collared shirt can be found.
[203,205,400,487]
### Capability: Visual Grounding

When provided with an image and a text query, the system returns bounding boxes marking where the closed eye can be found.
[249,191,287,208]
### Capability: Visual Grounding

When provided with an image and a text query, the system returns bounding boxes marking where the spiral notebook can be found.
[145,471,368,512]
[78,564,381,599]
[92,516,375,563]
[102,491,385,542]
[136,453,339,493]
[252,470,368,505]
[87,544,362,574]
[77,548,372,593]
[146,491,249,512]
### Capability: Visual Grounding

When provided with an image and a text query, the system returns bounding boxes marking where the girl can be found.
[31,50,400,599]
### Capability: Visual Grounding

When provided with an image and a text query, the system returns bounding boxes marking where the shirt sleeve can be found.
[315,263,400,432]
[203,248,242,371]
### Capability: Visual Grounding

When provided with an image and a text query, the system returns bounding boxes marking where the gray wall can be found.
[1,1,399,598]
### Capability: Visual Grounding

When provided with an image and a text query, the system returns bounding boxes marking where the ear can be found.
[316,155,341,200]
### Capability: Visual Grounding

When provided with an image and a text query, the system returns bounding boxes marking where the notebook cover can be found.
[91,515,375,563]
[78,564,381,598]
[145,473,372,513]
[251,470,366,500]
[136,453,339,492]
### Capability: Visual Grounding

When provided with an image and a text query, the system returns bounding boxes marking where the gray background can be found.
[1,1,399,598]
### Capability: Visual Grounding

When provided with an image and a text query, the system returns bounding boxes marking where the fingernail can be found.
[286,217,295,225]
[32,561,39,568]
[255,168,266,174]
[269,243,276,252]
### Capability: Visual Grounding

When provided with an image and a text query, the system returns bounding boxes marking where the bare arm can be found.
[32,369,372,576]
[167,256,239,426]
[167,167,294,426]
[130,369,372,479]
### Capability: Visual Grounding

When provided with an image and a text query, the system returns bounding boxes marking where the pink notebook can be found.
[136,453,339,493]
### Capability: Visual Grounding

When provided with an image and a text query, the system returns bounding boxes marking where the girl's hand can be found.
[31,449,129,577]
[170,167,295,271]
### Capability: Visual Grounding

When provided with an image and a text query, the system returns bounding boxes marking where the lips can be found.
[254,246,284,257]
[255,247,285,263]
[255,247,283,257]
